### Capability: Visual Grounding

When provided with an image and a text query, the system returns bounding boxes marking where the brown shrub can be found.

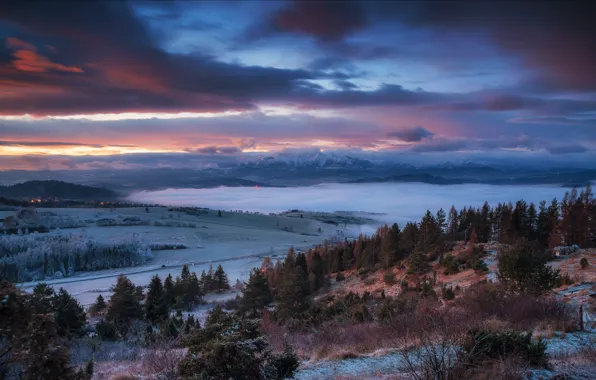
[453,283,575,331]
[264,319,400,360]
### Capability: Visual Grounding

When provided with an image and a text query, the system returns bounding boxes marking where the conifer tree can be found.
[145,275,169,325]
[213,264,230,292]
[18,313,80,380]
[164,273,176,306]
[308,252,325,292]
[381,223,401,268]
[106,275,142,335]
[91,294,107,315]
[181,264,191,281]
[183,272,204,309]
[436,208,446,233]
[497,245,561,294]
[52,287,87,339]
[241,268,273,316]
[407,248,430,274]
[447,205,458,237]
[276,266,310,320]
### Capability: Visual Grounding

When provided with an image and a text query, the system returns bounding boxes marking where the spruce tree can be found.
[164,273,176,306]
[181,264,191,282]
[276,266,310,321]
[407,248,430,274]
[52,288,87,339]
[106,275,142,335]
[213,265,230,292]
[145,275,169,325]
[184,272,204,309]
[95,294,106,311]
[241,268,273,316]
[381,223,401,268]
[18,313,79,380]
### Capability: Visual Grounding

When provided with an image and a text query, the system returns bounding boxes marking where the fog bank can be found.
[127,183,571,226]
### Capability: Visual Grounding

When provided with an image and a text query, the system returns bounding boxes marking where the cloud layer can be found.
[0,1,595,169]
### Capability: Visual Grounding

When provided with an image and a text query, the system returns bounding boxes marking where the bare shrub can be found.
[394,308,469,380]
[453,283,575,331]
[263,316,400,360]
[141,343,185,380]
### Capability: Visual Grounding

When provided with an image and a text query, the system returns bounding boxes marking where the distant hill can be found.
[0,180,119,200]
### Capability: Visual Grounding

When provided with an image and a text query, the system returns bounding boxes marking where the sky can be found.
[1,1,595,170]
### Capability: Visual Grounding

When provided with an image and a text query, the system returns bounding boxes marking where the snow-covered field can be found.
[12,206,365,306]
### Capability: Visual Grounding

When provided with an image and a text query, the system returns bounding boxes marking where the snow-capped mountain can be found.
[243,151,375,169]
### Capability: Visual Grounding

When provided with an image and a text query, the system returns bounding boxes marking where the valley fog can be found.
[128,182,571,226]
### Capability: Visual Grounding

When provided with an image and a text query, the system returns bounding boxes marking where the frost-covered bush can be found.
[0,233,153,282]
[39,212,86,229]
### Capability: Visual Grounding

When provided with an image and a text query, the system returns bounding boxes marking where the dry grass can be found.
[452,283,576,332]
[90,341,185,380]
[263,317,402,361]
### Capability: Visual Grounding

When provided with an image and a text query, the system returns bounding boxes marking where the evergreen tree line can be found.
[234,187,594,323]
[259,186,596,280]
[0,281,92,380]
[93,264,230,340]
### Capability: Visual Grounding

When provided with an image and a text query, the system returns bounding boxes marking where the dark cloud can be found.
[369,2,596,93]
[0,2,340,116]
[247,1,367,43]
[0,140,103,147]
[1,1,593,118]
[421,93,596,114]
[334,80,358,91]
[387,126,434,142]
[546,144,589,155]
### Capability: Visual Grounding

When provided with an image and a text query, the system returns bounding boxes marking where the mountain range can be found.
[0,151,595,193]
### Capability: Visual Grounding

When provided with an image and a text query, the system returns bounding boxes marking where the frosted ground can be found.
[11,206,348,306]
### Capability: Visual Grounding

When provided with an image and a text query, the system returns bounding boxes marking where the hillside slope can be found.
[0,180,119,200]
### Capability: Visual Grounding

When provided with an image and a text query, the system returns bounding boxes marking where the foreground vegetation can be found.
[2,186,596,379]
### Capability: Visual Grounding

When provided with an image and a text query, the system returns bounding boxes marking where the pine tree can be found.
[29,282,54,314]
[241,268,273,316]
[203,264,215,293]
[106,275,142,335]
[276,266,310,321]
[181,264,191,281]
[164,273,175,306]
[407,248,430,274]
[183,272,204,309]
[93,294,107,312]
[381,223,401,268]
[52,288,87,339]
[497,245,561,294]
[213,265,230,292]
[436,209,446,233]
[402,222,419,253]
[447,205,458,237]
[308,252,325,292]
[18,313,79,380]
[295,253,308,276]
[145,275,169,325]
